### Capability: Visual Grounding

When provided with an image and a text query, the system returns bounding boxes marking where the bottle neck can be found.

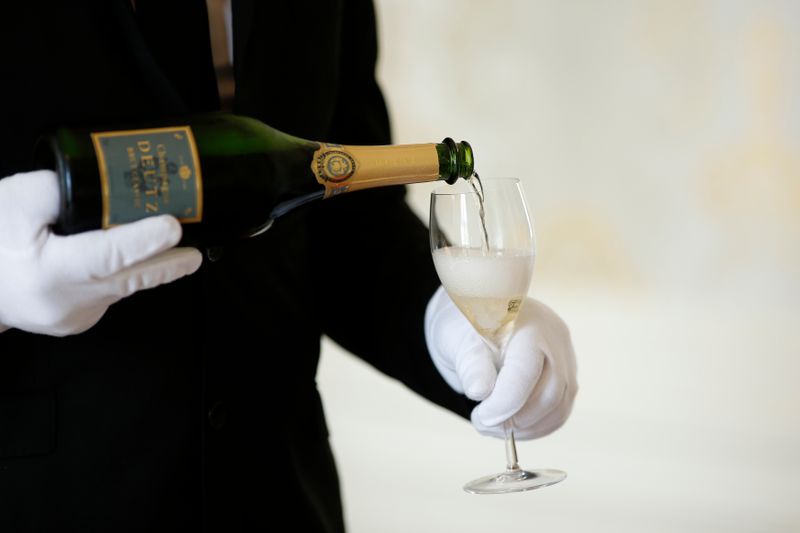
[436,138,474,184]
[311,139,474,198]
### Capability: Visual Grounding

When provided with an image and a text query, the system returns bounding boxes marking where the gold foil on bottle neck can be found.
[311,143,440,198]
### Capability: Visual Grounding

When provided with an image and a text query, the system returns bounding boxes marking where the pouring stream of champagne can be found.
[468,172,490,251]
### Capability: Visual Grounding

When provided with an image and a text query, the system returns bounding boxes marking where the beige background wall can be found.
[318,1,800,531]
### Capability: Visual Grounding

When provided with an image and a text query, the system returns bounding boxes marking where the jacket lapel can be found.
[232,0,255,86]
[106,0,188,114]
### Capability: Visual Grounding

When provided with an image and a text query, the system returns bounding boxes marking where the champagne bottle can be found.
[35,112,474,245]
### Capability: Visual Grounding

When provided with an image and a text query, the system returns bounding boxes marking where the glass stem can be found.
[504,420,520,471]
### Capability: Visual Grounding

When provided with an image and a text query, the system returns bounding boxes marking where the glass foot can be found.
[463,468,566,494]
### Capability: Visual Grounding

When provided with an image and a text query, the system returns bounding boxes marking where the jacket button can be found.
[205,247,224,262]
[208,401,228,430]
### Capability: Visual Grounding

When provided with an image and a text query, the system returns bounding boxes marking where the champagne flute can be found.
[429,177,566,494]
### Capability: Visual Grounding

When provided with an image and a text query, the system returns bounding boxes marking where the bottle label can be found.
[91,126,203,228]
[311,143,439,198]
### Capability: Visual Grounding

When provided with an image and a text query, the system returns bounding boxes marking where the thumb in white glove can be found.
[425,286,577,440]
[0,170,203,336]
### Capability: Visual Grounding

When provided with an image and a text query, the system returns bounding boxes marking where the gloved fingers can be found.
[495,297,578,436]
[431,325,497,399]
[0,290,114,337]
[425,287,464,393]
[41,301,113,338]
[508,359,566,431]
[425,286,498,400]
[101,247,203,299]
[472,339,545,428]
[512,363,574,430]
[470,380,575,441]
[466,298,578,440]
[454,335,498,401]
[469,407,507,439]
[0,170,60,247]
[511,384,577,440]
[4,248,200,337]
[524,298,577,379]
[45,215,185,281]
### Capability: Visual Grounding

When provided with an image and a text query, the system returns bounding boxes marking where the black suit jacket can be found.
[0,1,474,531]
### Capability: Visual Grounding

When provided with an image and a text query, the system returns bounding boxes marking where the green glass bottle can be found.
[35,112,474,245]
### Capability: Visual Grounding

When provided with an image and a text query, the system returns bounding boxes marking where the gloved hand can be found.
[0,170,203,336]
[425,286,577,440]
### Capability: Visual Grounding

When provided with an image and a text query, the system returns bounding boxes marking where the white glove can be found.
[425,286,577,440]
[0,170,203,336]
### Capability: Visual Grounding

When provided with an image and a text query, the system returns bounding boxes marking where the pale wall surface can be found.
[318,1,800,531]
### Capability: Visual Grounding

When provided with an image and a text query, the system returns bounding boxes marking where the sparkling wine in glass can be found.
[429,177,566,494]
